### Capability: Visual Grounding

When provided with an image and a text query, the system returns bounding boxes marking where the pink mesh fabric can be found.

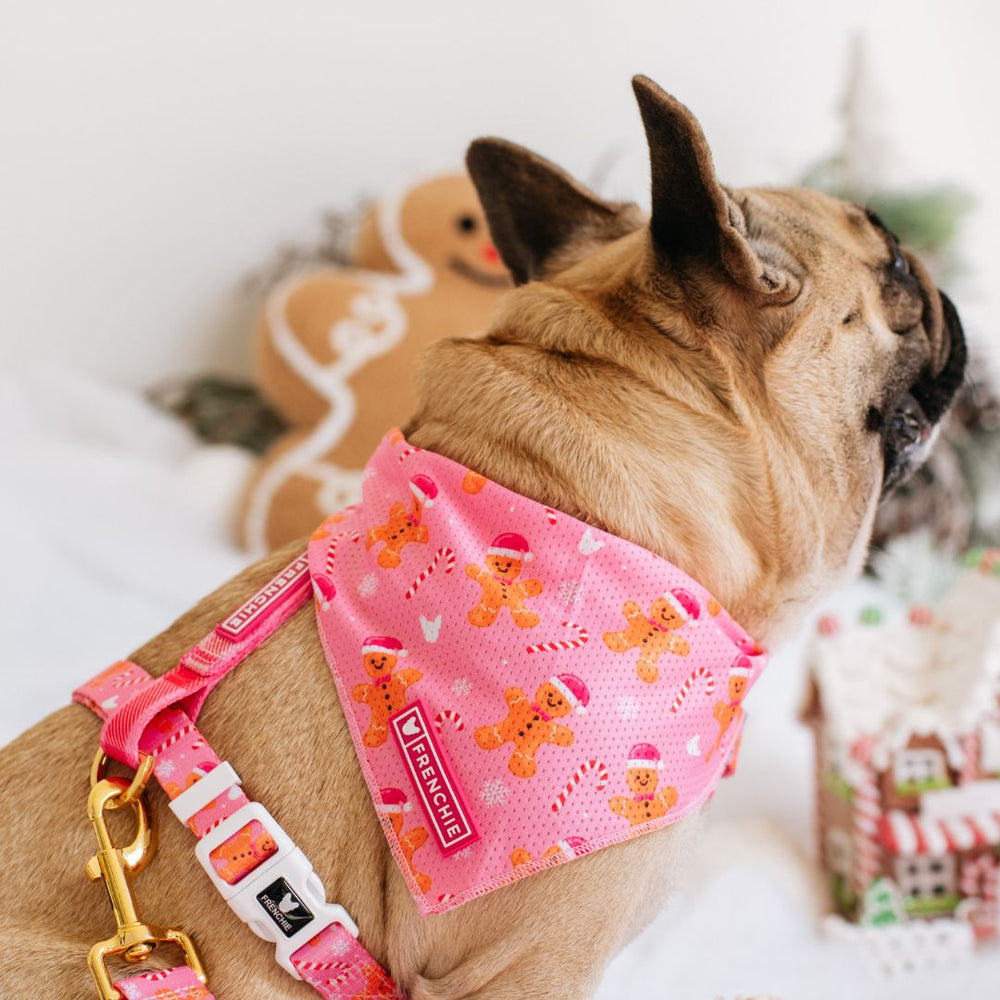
[308,429,768,915]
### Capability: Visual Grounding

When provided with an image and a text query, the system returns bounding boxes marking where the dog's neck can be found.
[407,270,856,643]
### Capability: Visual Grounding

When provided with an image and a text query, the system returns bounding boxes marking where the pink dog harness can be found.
[74,428,766,998]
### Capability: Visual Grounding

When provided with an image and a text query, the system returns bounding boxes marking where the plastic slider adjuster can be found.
[169,761,242,825]
[194,802,359,979]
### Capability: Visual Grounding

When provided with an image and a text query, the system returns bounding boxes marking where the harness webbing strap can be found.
[113,964,213,999]
[74,555,402,1000]
[98,555,313,768]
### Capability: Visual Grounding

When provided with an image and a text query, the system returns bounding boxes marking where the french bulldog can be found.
[0,76,964,999]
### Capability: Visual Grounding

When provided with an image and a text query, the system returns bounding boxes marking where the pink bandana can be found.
[308,430,766,914]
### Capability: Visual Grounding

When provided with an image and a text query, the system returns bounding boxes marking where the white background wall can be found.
[1,0,997,386]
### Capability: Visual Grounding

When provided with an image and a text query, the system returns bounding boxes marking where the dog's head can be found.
[435,76,965,635]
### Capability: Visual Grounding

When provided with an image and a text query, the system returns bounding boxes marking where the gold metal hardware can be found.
[85,752,207,1000]
[90,748,156,805]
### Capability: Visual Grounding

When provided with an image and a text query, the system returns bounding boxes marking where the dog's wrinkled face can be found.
[729,185,966,502]
[459,76,965,621]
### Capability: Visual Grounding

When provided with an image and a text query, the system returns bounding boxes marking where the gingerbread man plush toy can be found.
[474,673,588,778]
[608,743,679,827]
[240,172,510,553]
[350,636,422,747]
[705,654,751,762]
[602,587,699,683]
[377,787,431,893]
[365,473,437,569]
[465,532,543,628]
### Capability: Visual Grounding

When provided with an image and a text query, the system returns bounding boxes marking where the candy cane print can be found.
[150,723,194,757]
[324,529,360,577]
[404,547,456,600]
[669,666,715,712]
[110,669,146,689]
[313,575,336,613]
[132,969,171,983]
[544,507,558,525]
[291,958,352,988]
[397,444,421,463]
[434,709,465,732]
[551,759,609,813]
[526,621,589,654]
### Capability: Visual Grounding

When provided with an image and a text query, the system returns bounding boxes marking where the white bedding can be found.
[2,366,996,999]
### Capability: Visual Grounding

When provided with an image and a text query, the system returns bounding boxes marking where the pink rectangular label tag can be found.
[215,555,311,642]
[389,700,480,857]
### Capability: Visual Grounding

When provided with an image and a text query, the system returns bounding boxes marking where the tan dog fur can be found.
[0,77,964,998]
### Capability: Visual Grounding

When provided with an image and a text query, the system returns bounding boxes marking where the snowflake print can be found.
[453,846,473,860]
[358,573,377,599]
[158,759,176,778]
[451,677,473,697]
[480,778,510,808]
[617,694,640,721]
[317,931,353,958]
[557,578,584,608]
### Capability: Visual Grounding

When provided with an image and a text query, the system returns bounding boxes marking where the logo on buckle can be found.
[256,877,315,938]
[389,700,480,857]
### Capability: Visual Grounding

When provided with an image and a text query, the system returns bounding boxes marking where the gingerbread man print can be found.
[357,963,399,1000]
[377,788,431,893]
[706,655,750,762]
[365,474,437,569]
[351,636,422,747]
[466,532,543,628]
[608,743,678,826]
[474,673,588,778]
[510,836,586,868]
[602,587,698,683]
[208,820,278,883]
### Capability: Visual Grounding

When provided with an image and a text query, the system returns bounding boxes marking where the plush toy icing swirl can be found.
[240,172,510,551]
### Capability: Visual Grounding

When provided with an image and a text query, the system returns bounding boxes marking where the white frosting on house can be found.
[920,780,1000,822]
[823,913,975,974]
[809,569,1000,771]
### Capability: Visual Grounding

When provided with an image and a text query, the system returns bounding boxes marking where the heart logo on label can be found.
[578,528,604,555]
[420,614,442,643]
[101,696,118,710]
[401,716,421,738]
[686,734,701,756]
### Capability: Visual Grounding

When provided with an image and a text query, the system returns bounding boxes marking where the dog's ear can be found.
[466,138,639,285]
[632,75,796,298]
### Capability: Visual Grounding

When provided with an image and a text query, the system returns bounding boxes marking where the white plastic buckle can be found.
[194,802,359,979]
[169,761,241,825]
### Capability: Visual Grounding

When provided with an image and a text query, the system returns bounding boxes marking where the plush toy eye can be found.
[457,214,478,234]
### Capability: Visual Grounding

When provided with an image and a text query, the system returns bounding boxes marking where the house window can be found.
[893,748,950,795]
[894,855,958,916]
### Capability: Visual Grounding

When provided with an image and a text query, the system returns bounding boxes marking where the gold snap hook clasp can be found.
[84,749,206,1000]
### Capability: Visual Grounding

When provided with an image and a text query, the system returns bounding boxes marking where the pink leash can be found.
[75,555,401,1000]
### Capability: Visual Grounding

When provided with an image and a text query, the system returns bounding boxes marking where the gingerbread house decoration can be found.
[801,551,1000,959]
